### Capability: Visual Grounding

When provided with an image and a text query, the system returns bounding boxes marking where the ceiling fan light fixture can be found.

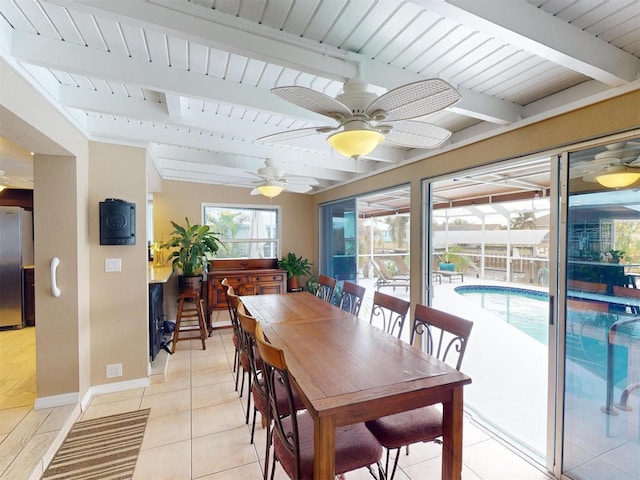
[257,180,284,198]
[594,165,640,188]
[327,129,384,158]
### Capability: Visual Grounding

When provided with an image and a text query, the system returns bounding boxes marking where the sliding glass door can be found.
[560,138,640,479]
[319,198,357,285]
[424,155,554,466]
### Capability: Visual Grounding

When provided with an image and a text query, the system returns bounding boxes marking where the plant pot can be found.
[287,276,300,292]
[179,275,203,297]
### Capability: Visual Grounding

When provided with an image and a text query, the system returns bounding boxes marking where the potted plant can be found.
[162,217,224,295]
[278,252,312,291]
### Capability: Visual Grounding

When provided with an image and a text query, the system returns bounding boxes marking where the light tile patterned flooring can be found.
[1,324,554,479]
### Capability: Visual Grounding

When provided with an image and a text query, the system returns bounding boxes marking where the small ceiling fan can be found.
[578,142,640,188]
[258,78,461,158]
[247,159,319,197]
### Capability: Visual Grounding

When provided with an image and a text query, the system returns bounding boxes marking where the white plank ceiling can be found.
[0,0,638,194]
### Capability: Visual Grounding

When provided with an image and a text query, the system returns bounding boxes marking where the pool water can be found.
[455,286,549,343]
[455,285,629,385]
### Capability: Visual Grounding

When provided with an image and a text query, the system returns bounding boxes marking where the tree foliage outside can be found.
[510,212,537,230]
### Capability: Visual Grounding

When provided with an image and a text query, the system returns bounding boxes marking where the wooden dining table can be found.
[240,292,472,480]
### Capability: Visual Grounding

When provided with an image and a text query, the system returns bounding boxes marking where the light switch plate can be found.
[105,258,122,272]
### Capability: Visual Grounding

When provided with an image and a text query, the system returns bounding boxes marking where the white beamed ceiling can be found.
[0,0,638,193]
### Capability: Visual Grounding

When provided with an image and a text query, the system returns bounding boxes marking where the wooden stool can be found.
[172,293,207,352]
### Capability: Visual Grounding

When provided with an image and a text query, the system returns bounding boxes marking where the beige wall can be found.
[89,142,149,384]
[1,60,92,403]
[153,180,315,318]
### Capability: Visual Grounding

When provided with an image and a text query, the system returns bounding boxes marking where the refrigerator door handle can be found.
[51,257,61,297]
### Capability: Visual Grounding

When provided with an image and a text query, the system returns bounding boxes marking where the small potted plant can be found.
[162,217,224,295]
[278,252,312,291]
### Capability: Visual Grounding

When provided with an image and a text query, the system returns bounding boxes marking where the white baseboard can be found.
[90,377,150,397]
[33,377,150,410]
[34,392,79,409]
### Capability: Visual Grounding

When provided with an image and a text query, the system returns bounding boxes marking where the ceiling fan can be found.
[247,159,319,197]
[579,142,640,188]
[258,78,461,158]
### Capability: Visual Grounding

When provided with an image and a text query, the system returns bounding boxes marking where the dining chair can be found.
[254,323,384,480]
[315,274,337,303]
[221,279,240,375]
[369,290,410,339]
[612,285,640,315]
[365,304,473,480]
[237,310,304,447]
[227,291,250,397]
[339,281,366,316]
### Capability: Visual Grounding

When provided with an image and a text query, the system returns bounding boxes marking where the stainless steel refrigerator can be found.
[0,206,34,328]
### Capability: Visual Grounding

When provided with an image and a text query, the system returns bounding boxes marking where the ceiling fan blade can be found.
[258,126,336,143]
[272,86,352,120]
[245,171,267,179]
[283,183,313,193]
[250,187,263,195]
[384,120,451,148]
[283,176,320,186]
[367,79,460,122]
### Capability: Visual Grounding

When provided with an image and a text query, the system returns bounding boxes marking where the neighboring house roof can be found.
[433,230,549,248]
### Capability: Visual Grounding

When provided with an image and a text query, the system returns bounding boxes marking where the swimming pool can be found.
[455,285,629,384]
[455,285,549,343]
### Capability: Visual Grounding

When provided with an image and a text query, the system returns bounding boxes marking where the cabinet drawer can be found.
[250,274,284,283]
[215,276,247,286]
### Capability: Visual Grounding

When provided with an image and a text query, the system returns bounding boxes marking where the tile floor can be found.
[84,329,552,480]
[0,312,554,480]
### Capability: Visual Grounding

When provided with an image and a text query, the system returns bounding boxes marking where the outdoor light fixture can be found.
[594,165,640,189]
[327,121,385,158]
[257,181,284,198]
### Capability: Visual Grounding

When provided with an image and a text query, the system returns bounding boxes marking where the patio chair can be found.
[365,304,474,480]
[389,256,410,277]
[433,262,464,283]
[371,258,410,292]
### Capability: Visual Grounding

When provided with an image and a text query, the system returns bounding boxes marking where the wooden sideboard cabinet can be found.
[207,259,287,319]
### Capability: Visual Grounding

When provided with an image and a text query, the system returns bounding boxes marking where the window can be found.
[203,204,279,259]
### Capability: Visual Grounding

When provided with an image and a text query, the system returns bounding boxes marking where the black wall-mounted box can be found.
[99,199,136,245]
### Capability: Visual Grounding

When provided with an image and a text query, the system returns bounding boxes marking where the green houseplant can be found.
[278,252,312,291]
[163,217,224,294]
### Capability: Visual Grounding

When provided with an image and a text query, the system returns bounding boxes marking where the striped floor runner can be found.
[42,409,150,480]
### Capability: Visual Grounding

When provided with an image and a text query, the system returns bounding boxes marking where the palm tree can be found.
[510,212,537,230]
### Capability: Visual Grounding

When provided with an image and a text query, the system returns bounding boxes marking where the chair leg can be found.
[388,448,401,480]
[245,375,252,424]
[234,358,241,391]
[263,423,271,480]
[239,368,246,398]
[250,407,258,444]
[233,347,238,373]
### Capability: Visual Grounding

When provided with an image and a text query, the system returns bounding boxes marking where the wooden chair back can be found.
[339,281,366,316]
[254,323,302,476]
[567,298,610,313]
[568,279,607,294]
[369,291,410,339]
[410,304,473,370]
[221,278,235,322]
[315,274,337,302]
